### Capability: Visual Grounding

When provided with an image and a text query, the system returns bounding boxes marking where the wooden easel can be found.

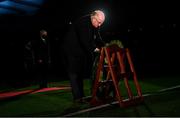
[90,45,143,107]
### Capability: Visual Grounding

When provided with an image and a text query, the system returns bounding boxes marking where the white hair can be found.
[93,10,105,23]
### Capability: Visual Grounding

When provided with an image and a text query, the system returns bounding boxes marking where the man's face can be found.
[91,11,105,28]
[91,16,102,28]
[40,31,47,38]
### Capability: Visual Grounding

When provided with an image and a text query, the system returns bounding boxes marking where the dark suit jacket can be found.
[63,15,104,77]
[33,36,51,66]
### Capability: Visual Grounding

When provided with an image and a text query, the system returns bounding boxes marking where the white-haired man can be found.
[63,10,105,103]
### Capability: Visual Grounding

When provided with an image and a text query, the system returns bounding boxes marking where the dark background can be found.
[0,0,179,86]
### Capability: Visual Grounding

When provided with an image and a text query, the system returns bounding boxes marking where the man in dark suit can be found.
[63,10,105,102]
[33,29,51,89]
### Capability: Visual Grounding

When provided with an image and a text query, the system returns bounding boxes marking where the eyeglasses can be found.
[94,18,102,26]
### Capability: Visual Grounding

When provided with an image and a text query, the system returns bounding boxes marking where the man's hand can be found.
[38,59,43,63]
[94,48,100,52]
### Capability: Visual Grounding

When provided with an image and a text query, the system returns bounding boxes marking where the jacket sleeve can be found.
[74,18,96,55]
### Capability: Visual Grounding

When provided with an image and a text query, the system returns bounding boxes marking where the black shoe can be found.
[74,98,89,104]
[39,85,48,89]
[74,98,83,103]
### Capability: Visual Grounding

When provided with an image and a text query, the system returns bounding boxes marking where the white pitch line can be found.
[63,85,180,117]
[64,103,112,117]
[63,98,136,117]
[158,85,180,92]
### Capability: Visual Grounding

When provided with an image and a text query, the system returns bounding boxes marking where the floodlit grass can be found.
[76,89,180,117]
[0,76,180,116]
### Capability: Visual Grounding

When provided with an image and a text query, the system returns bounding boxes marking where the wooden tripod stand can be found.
[90,45,143,107]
